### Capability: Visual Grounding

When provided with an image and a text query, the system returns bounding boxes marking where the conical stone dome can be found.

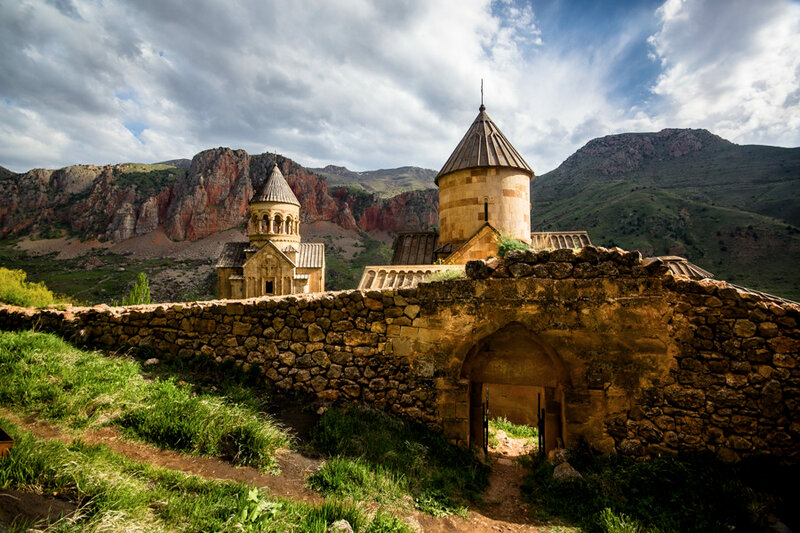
[436,104,532,185]
[252,164,300,206]
[436,104,533,246]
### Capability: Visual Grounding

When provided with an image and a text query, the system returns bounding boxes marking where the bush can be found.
[0,267,57,307]
[496,234,528,257]
[122,272,151,305]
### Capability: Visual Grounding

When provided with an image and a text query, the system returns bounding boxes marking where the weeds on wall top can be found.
[496,234,529,257]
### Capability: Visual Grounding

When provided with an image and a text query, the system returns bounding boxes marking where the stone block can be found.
[768,336,800,354]
[509,262,534,278]
[307,323,325,342]
[732,319,757,338]
[344,329,378,346]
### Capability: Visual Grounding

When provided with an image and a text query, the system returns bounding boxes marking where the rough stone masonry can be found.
[1,246,797,462]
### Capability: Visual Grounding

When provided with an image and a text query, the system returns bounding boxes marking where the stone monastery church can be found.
[358,103,710,290]
[216,101,709,299]
[216,164,325,299]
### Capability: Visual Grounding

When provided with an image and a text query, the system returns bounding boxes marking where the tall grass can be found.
[310,405,488,516]
[0,330,289,470]
[0,267,57,307]
[0,419,411,532]
[427,269,465,282]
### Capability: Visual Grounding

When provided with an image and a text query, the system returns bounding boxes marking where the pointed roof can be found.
[251,164,300,206]
[436,104,533,184]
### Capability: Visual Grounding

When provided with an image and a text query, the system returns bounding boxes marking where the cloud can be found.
[648,0,800,147]
[1,0,798,176]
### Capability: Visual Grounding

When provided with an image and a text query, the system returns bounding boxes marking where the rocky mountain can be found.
[310,165,437,198]
[532,128,800,299]
[155,158,192,168]
[2,128,797,302]
[0,149,438,245]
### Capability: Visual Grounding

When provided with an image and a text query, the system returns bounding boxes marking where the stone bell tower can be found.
[248,164,302,249]
[435,103,534,248]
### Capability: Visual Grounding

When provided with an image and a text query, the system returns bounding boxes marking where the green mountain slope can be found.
[311,165,436,197]
[532,129,800,300]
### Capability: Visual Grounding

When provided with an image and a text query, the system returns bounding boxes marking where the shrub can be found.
[496,234,528,257]
[0,267,56,307]
[122,272,151,305]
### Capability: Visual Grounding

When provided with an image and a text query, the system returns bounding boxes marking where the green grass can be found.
[309,405,488,516]
[0,419,412,532]
[489,417,538,440]
[316,167,436,198]
[113,164,187,202]
[307,457,406,505]
[532,135,800,301]
[0,330,290,470]
[520,443,794,533]
[0,267,60,307]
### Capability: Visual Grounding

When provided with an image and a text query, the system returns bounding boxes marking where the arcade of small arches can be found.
[251,212,299,235]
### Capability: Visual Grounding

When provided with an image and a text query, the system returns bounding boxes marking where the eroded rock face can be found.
[0,149,438,243]
[554,128,730,175]
[165,148,253,241]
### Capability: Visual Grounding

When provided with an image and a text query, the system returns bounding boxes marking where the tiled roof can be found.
[215,242,248,268]
[530,231,592,250]
[252,165,300,206]
[358,265,465,290]
[657,256,714,280]
[298,243,325,268]
[390,232,439,265]
[436,105,533,183]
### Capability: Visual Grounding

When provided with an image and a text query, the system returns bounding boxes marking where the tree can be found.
[122,272,151,306]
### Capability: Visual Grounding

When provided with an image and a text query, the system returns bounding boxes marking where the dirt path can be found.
[1,411,547,532]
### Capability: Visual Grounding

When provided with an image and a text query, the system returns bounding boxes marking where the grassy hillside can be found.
[0,241,215,305]
[532,130,800,300]
[312,165,436,198]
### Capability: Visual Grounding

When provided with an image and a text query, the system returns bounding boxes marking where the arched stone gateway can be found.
[460,322,570,453]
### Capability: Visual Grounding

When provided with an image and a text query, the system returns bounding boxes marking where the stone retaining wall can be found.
[1,245,798,461]
[0,290,440,425]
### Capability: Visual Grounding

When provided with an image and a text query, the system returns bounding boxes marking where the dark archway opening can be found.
[461,322,569,456]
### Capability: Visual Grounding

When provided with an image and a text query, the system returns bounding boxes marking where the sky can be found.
[1,0,799,174]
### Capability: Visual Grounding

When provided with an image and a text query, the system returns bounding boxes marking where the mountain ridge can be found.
[0,127,797,300]
[532,128,800,299]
